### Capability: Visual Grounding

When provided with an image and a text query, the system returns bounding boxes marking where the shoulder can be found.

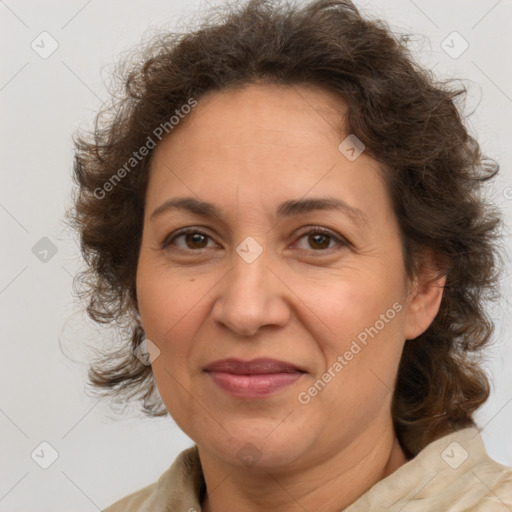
[102,445,204,512]
[436,427,512,509]
[103,482,157,512]
[344,427,512,511]
[419,427,512,510]
[468,442,512,511]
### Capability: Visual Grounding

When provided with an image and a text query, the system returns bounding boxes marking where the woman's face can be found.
[136,84,442,470]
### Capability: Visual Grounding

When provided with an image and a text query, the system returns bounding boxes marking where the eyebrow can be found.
[150,196,368,226]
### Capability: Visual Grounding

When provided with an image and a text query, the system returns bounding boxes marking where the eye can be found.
[162,228,218,251]
[161,226,349,253]
[293,227,348,252]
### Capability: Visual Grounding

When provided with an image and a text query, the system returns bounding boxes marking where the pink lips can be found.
[204,358,305,398]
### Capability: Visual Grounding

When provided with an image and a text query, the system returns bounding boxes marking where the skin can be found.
[136,83,446,512]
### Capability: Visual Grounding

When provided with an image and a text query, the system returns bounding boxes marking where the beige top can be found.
[103,427,512,511]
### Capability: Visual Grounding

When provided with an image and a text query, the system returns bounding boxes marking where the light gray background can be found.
[1,0,511,510]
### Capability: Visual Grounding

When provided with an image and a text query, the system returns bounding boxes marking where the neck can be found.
[200,425,408,512]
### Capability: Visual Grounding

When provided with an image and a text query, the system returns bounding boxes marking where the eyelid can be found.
[162,225,350,253]
[161,226,218,249]
[291,226,350,251]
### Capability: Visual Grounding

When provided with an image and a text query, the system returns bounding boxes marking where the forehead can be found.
[151,83,349,167]
[146,83,392,227]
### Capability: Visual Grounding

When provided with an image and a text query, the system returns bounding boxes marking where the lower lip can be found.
[206,371,304,398]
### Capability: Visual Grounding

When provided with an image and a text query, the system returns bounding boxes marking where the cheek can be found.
[139,273,205,425]
[300,285,405,422]
[136,255,208,338]
[292,265,405,355]
[136,259,220,392]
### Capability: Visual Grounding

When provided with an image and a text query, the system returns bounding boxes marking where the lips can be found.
[204,358,304,374]
[204,358,305,398]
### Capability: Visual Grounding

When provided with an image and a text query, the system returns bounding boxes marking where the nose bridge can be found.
[211,243,289,336]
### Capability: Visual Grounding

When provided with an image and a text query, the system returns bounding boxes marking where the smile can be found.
[203,358,305,398]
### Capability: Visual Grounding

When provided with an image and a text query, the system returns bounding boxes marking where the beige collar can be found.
[104,427,512,511]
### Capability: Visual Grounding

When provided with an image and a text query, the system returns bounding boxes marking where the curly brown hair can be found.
[68,0,502,457]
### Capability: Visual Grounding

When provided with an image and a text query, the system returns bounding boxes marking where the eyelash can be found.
[161,226,349,254]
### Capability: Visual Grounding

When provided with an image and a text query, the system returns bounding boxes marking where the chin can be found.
[200,420,316,471]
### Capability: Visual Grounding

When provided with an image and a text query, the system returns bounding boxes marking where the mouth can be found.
[203,358,306,398]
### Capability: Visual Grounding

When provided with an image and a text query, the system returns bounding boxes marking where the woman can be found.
[69,0,512,510]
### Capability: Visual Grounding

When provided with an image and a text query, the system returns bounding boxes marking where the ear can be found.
[403,249,447,340]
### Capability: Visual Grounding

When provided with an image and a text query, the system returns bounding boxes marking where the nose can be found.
[210,250,290,337]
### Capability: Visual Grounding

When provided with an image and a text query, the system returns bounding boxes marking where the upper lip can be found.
[204,358,305,375]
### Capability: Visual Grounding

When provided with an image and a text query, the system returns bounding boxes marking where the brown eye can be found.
[294,228,348,252]
[182,232,209,249]
[162,229,215,250]
[307,232,331,250]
